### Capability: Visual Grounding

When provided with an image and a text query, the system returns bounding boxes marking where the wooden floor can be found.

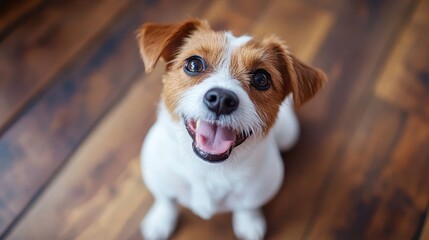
[1,0,428,239]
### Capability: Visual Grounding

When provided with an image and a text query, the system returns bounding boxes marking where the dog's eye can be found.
[251,69,271,91]
[184,56,205,76]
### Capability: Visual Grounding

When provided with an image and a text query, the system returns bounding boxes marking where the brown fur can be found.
[137,19,326,131]
[230,39,289,132]
[162,30,229,118]
[262,36,327,107]
[136,19,210,72]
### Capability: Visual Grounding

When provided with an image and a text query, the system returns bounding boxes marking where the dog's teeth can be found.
[196,120,200,130]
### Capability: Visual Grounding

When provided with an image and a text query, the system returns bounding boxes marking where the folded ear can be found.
[286,54,326,107]
[136,18,210,72]
[264,37,326,107]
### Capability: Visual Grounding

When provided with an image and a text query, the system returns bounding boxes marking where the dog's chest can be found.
[202,174,233,201]
[183,172,241,218]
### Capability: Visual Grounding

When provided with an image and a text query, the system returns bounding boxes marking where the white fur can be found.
[274,95,300,151]
[140,33,300,240]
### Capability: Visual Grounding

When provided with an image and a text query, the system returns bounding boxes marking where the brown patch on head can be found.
[230,36,326,132]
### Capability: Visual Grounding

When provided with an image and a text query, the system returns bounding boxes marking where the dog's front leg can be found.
[189,185,215,220]
[140,198,178,240]
[232,208,266,240]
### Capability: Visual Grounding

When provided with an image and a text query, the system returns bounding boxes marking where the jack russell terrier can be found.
[137,18,326,240]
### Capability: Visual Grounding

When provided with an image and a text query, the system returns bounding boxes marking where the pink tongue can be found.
[195,120,236,155]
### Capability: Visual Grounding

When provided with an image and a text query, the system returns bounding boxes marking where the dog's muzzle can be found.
[184,88,251,163]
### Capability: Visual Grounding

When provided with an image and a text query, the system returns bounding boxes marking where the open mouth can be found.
[185,119,251,163]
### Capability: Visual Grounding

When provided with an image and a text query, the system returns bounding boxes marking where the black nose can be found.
[203,88,239,115]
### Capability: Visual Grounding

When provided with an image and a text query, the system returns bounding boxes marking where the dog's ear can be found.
[287,54,327,107]
[137,18,210,72]
[264,37,326,107]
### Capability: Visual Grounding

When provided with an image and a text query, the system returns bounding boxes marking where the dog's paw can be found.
[140,200,178,240]
[232,209,266,240]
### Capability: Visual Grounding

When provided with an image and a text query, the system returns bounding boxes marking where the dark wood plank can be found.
[259,0,418,239]
[6,69,162,239]
[0,0,132,134]
[305,99,429,239]
[0,0,46,39]
[300,0,429,238]
[375,0,429,121]
[421,210,429,240]
[299,0,418,128]
[1,0,212,238]
[251,0,333,62]
[203,0,269,33]
[4,0,427,239]
[0,0,145,235]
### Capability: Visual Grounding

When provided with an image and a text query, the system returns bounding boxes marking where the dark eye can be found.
[184,56,205,76]
[251,69,271,91]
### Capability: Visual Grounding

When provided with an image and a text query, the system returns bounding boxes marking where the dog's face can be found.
[137,19,325,163]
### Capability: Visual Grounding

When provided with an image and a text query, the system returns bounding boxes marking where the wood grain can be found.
[0,0,145,234]
[252,0,333,61]
[300,0,417,125]
[305,100,429,239]
[0,0,132,133]
[376,0,429,121]
[0,0,46,39]
[260,0,419,239]
[203,0,268,34]
[1,0,429,239]
[7,68,162,239]
[421,209,429,240]
[301,0,429,238]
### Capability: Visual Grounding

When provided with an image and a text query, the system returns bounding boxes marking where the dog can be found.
[137,18,326,240]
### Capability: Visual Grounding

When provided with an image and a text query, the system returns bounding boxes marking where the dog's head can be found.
[137,19,326,163]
